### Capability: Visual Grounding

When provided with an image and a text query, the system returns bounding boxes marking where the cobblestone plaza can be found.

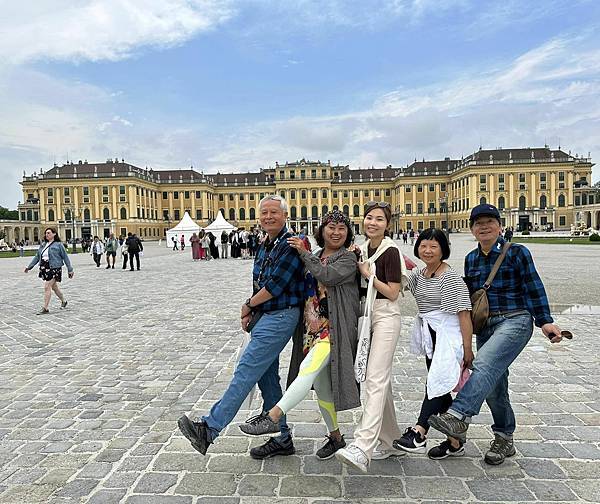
[1,235,599,503]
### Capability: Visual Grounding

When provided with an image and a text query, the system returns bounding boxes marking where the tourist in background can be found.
[180,234,186,251]
[24,227,73,314]
[105,233,119,269]
[220,231,229,258]
[125,232,143,271]
[91,236,104,267]
[172,236,179,250]
[393,228,473,459]
[190,233,201,261]
[120,238,129,269]
[336,201,408,473]
[208,232,219,259]
[201,232,211,260]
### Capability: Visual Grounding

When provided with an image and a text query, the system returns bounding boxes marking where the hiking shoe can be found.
[316,435,346,460]
[428,412,469,442]
[177,415,211,455]
[427,439,465,460]
[250,437,295,460]
[393,427,427,454]
[335,444,369,473]
[484,434,516,465]
[239,412,280,437]
[60,300,68,309]
[36,308,50,315]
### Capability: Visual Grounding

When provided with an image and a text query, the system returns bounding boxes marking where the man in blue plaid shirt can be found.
[178,195,304,459]
[429,204,564,465]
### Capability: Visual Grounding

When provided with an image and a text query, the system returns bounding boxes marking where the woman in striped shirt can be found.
[393,228,473,460]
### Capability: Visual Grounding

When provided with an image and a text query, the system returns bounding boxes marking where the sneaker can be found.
[36,308,50,315]
[111,265,115,269]
[239,412,280,437]
[60,300,68,309]
[316,435,346,460]
[372,443,406,460]
[105,265,110,269]
[393,427,427,454]
[177,415,211,455]
[428,412,469,442]
[427,439,465,460]
[335,444,369,473]
[484,434,516,465]
[250,436,295,460]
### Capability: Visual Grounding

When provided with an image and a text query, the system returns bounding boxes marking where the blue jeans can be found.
[449,310,533,436]
[203,307,300,442]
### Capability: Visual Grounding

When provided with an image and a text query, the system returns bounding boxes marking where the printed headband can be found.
[321,210,351,228]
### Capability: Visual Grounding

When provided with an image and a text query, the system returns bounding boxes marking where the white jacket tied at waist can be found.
[410,309,464,399]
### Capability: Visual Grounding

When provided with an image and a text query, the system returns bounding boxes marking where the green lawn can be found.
[0,248,79,258]
[513,237,600,245]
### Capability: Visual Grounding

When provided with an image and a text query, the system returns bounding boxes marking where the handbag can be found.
[354,275,375,382]
[470,242,511,334]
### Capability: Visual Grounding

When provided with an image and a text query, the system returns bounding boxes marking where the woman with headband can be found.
[246,210,361,460]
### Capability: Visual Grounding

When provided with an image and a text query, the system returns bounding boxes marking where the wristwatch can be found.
[244,298,253,309]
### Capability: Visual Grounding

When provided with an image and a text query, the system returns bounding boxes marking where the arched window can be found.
[83,208,91,221]
[239,208,246,220]
[518,195,526,211]
[301,206,307,219]
[229,208,235,221]
[558,194,565,207]
[120,207,127,220]
[64,209,71,221]
[250,208,256,220]
[353,204,360,217]
[48,209,55,222]
[291,206,297,219]
[322,205,328,215]
[333,205,339,211]
[498,196,505,210]
[479,196,487,205]
[343,205,349,216]
[103,208,110,220]
[539,195,547,209]
[311,206,318,218]
[290,190,296,200]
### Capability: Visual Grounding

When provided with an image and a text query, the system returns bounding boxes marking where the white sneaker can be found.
[335,444,369,473]
[372,443,407,460]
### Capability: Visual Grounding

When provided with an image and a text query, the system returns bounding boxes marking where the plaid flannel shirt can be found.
[463,236,553,327]
[253,226,304,312]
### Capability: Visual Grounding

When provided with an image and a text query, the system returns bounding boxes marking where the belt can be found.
[488,309,528,317]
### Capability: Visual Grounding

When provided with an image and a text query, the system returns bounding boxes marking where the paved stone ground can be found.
[0,235,599,503]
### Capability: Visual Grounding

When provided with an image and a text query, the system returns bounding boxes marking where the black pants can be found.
[129,251,140,270]
[93,253,101,267]
[122,254,128,269]
[417,327,453,431]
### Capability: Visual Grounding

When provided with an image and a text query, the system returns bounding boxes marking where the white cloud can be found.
[0,0,236,64]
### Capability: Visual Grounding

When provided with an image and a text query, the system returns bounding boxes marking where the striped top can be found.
[407,266,472,314]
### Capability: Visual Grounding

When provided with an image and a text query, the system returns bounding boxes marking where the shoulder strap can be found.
[483,242,511,290]
[366,238,394,264]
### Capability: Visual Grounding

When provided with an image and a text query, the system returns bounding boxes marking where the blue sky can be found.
[1,0,600,206]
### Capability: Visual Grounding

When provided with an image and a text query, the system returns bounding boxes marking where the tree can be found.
[0,206,18,220]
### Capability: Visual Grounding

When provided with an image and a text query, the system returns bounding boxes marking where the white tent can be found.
[166,212,200,247]
[203,211,237,235]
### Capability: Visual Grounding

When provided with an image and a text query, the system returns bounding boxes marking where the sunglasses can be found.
[365,201,391,209]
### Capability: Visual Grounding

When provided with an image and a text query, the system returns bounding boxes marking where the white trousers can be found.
[353,298,402,460]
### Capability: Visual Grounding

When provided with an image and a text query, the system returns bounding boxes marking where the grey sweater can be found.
[287,247,361,412]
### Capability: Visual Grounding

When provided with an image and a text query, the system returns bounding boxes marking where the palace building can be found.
[8,145,596,244]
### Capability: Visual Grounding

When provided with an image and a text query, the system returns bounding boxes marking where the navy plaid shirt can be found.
[464,236,553,327]
[253,226,305,312]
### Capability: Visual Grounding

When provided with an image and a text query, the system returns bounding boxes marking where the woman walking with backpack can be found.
[24,227,74,314]
[336,201,408,473]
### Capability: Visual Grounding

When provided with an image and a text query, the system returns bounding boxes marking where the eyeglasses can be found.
[365,201,391,209]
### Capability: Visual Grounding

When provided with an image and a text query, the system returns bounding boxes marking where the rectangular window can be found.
[195,191,201,198]
[559,216,566,226]
[417,202,423,214]
[428,203,435,213]
[219,194,224,201]
[364,190,369,197]
[353,190,359,198]
[385,189,391,197]
[173,192,179,200]
[333,191,338,198]
[184,191,190,199]
[196,209,202,220]
[312,190,317,198]
[250,193,255,200]
[322,169,327,178]
[290,170,295,179]
[405,185,411,193]
[163,191,168,199]
[322,189,327,198]
[163,209,169,220]
[374,189,380,197]
[118,185,125,195]
[559,171,565,181]
[311,169,317,178]
[575,195,581,206]
[64,187,71,197]
[229,194,234,201]
[429,220,435,229]
[417,221,424,230]
[480,174,487,184]
[174,209,180,220]
[406,221,413,230]
[417,184,423,192]
[279,170,285,179]
[429,183,435,192]
[240,193,244,201]
[440,183,446,192]
[300,170,306,179]
[405,203,412,214]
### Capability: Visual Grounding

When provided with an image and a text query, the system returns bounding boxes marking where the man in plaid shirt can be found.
[178,195,304,459]
[429,204,564,465]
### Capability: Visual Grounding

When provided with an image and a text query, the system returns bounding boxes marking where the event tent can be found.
[203,211,237,234]
[165,212,200,247]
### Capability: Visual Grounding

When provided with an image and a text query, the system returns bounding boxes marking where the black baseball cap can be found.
[469,204,501,224]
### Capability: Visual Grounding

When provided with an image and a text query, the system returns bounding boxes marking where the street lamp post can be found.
[440,192,450,244]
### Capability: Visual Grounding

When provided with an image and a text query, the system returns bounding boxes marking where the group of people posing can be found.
[176,228,268,261]
[178,196,564,473]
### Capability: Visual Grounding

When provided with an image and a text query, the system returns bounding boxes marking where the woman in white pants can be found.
[336,201,408,473]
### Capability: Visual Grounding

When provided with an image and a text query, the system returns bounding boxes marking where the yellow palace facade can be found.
[14,146,595,243]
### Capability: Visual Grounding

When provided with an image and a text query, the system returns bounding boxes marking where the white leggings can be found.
[277,338,338,432]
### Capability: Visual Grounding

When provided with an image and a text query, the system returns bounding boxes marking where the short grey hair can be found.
[259,194,288,213]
